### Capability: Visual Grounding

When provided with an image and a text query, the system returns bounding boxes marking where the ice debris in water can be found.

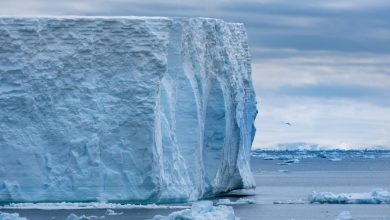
[0,212,27,220]
[152,201,238,220]
[335,211,353,220]
[309,189,390,204]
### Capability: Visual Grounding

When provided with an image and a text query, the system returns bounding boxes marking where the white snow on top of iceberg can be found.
[152,201,239,220]
[309,189,390,204]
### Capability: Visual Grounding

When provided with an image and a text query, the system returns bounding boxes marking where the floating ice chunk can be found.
[153,201,238,220]
[216,199,231,205]
[216,198,256,205]
[309,189,390,204]
[277,158,299,165]
[105,209,123,216]
[284,159,300,164]
[0,212,27,220]
[67,214,89,220]
[273,200,306,204]
[335,211,353,220]
[236,198,256,204]
[328,158,342,162]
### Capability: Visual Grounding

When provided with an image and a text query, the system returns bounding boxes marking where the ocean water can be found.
[2,151,390,219]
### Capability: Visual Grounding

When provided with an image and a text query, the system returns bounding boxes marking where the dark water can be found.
[2,155,390,220]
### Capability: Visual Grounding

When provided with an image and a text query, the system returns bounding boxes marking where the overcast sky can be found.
[1,0,389,149]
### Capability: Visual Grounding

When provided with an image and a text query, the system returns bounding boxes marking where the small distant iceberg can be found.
[309,189,390,204]
[328,157,342,162]
[153,201,238,220]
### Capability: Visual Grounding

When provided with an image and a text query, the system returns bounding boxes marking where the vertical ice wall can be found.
[0,17,257,203]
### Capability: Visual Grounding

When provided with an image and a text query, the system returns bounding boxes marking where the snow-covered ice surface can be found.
[0,212,27,220]
[309,189,390,204]
[152,201,238,220]
[0,16,256,203]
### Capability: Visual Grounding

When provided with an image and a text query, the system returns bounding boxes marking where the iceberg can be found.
[0,16,257,203]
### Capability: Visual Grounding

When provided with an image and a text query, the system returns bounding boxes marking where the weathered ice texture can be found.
[0,17,257,203]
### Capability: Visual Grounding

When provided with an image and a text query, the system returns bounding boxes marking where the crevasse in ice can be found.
[0,16,257,203]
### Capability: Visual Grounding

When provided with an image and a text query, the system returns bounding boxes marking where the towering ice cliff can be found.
[0,17,257,203]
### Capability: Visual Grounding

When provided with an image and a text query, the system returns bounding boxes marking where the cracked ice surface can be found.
[0,17,257,203]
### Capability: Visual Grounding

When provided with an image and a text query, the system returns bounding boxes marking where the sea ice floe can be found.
[216,198,256,205]
[273,200,306,204]
[105,209,123,216]
[278,169,289,173]
[0,212,27,220]
[152,201,238,220]
[309,189,390,204]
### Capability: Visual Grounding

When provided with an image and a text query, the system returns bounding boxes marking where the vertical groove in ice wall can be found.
[0,17,257,203]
